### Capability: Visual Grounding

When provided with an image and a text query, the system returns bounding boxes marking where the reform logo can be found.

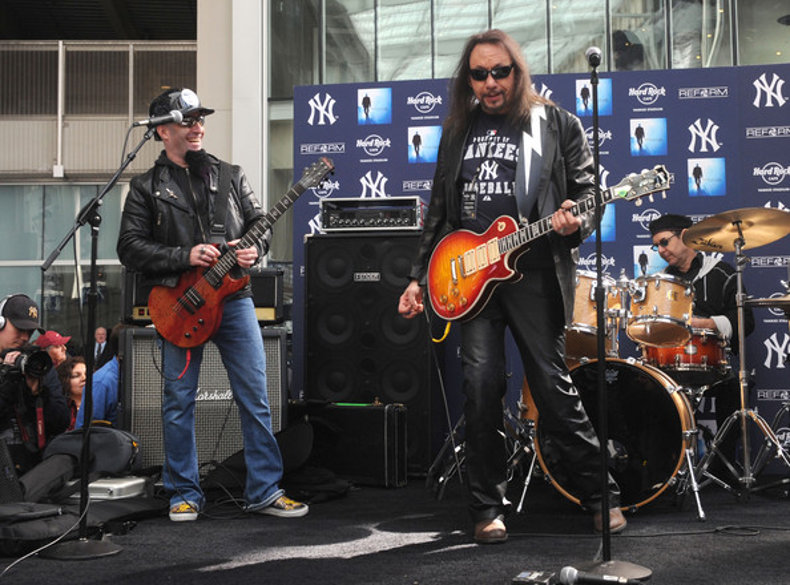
[629,82,666,106]
[407,92,442,114]
[678,86,729,99]
[307,92,338,126]
[753,72,787,108]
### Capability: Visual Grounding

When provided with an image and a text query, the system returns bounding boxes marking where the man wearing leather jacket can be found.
[398,30,624,543]
[117,88,307,522]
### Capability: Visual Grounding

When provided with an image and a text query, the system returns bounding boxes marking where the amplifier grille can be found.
[120,327,286,470]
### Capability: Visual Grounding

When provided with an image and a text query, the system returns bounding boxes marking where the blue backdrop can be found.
[291,64,790,468]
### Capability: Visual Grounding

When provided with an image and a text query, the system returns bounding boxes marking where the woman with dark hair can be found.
[57,356,86,431]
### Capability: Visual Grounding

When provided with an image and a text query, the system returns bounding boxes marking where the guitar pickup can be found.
[178,287,205,314]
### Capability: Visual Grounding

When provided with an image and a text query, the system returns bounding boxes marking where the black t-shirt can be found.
[458,112,519,233]
[457,112,552,268]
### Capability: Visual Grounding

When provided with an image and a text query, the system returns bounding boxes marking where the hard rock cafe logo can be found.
[775,427,790,451]
[579,253,616,272]
[407,92,442,114]
[753,162,790,186]
[311,178,340,199]
[628,82,667,106]
[356,134,392,157]
[631,208,662,231]
[584,126,613,148]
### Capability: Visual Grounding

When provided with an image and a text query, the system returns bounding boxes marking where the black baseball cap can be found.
[648,213,693,235]
[2,294,44,333]
[149,88,215,139]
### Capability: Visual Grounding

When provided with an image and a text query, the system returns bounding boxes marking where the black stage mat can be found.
[3,471,789,585]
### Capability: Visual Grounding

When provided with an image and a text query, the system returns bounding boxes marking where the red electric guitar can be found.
[149,157,334,348]
[426,165,670,321]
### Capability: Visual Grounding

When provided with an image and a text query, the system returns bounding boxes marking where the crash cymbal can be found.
[682,207,790,252]
[746,294,790,309]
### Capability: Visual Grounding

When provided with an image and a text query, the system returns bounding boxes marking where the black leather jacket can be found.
[410,104,596,323]
[117,151,269,290]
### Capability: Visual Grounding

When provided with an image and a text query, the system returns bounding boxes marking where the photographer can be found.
[0,294,69,474]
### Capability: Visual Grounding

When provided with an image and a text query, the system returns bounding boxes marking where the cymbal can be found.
[747,294,790,309]
[682,207,790,252]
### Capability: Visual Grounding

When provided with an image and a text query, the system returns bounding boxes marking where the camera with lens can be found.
[0,346,53,383]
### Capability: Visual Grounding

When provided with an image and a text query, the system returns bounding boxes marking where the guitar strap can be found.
[209,161,233,244]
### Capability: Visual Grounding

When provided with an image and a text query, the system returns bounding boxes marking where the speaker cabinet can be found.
[119,326,287,470]
[305,232,436,474]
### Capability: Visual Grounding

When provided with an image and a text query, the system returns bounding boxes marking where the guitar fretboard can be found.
[499,189,613,254]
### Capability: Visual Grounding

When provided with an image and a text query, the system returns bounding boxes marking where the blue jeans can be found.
[161,296,284,510]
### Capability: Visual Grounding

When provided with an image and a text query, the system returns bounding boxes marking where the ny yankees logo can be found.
[307,93,338,126]
[688,118,721,153]
[479,159,499,181]
[753,73,787,108]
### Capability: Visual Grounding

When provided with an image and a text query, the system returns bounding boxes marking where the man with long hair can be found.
[398,29,624,543]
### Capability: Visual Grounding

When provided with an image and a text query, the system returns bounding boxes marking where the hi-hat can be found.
[683,207,790,252]
[746,294,790,309]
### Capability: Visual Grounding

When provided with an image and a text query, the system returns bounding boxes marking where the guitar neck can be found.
[503,188,614,254]
[205,182,306,284]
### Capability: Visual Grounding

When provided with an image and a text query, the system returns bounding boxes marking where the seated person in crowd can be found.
[57,356,87,431]
[76,323,125,428]
[34,329,72,368]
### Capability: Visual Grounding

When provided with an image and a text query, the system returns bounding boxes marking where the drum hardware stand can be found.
[692,226,790,496]
[675,427,707,520]
[426,414,466,500]
[748,400,790,494]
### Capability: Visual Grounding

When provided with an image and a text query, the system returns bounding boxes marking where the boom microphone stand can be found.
[576,46,651,582]
[38,125,157,559]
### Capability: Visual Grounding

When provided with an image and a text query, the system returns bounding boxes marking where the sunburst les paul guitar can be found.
[427,165,670,322]
[149,157,334,348]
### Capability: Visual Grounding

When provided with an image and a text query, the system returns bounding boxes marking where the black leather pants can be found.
[461,267,621,523]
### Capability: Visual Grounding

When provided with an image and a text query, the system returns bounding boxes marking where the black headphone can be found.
[0,294,13,331]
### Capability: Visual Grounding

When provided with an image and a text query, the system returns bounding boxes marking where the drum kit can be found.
[426,207,790,520]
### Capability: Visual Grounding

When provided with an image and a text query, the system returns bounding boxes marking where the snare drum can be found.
[627,274,693,347]
[641,328,730,387]
[565,271,621,360]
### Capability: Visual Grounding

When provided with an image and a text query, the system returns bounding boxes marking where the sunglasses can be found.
[469,64,514,82]
[179,115,205,128]
[651,233,678,251]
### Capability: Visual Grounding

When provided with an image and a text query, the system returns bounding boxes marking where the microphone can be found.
[132,109,185,128]
[585,46,602,68]
[559,566,642,585]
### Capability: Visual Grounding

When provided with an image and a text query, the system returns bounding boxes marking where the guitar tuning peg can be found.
[648,194,655,203]
[634,198,643,207]
[661,192,667,199]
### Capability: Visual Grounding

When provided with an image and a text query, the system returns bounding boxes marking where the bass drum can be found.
[529,358,695,510]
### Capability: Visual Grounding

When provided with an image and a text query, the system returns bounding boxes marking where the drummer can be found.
[648,213,755,482]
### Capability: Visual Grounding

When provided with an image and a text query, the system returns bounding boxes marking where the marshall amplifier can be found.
[319,196,426,231]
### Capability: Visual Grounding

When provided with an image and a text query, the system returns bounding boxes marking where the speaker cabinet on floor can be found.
[305,232,436,474]
[119,326,287,470]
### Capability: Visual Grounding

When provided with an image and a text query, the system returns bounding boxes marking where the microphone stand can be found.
[577,50,651,582]
[38,126,156,560]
